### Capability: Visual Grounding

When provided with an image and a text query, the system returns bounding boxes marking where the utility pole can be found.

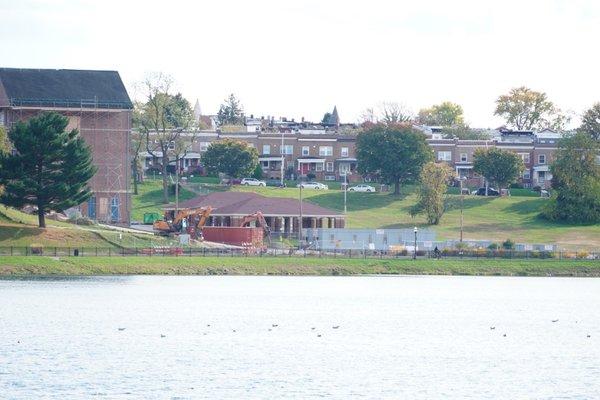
[413,226,418,260]
[280,130,285,187]
[343,172,347,214]
[298,184,303,249]
[460,177,464,243]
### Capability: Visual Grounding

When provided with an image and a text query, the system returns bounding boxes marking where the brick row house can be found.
[0,68,132,224]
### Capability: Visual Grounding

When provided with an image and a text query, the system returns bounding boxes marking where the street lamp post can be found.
[459,177,465,243]
[413,226,418,260]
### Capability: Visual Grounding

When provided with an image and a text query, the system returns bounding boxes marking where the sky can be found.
[1,0,599,128]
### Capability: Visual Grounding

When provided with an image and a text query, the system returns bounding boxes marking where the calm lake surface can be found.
[1,275,599,399]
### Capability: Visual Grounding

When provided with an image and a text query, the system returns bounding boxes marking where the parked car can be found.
[348,184,376,192]
[296,182,329,190]
[241,178,266,186]
[472,187,500,196]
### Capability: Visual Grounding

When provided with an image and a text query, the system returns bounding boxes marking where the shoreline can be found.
[1,256,600,277]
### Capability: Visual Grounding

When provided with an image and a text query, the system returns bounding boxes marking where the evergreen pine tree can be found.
[0,112,97,228]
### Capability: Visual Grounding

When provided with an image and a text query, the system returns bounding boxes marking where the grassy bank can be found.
[1,256,599,277]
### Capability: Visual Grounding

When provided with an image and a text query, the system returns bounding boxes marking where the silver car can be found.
[348,184,376,192]
[296,182,329,190]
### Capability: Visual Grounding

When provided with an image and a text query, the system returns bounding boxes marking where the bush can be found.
[487,243,499,250]
[307,172,316,181]
[502,239,515,250]
[509,183,524,189]
[252,164,263,179]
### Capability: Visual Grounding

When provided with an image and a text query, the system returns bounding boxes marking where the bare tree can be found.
[378,102,413,125]
[136,73,193,203]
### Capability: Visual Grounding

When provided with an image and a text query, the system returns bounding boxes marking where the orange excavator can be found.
[239,211,271,243]
[153,206,212,238]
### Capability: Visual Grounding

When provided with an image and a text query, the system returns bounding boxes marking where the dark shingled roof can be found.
[0,68,132,109]
[166,191,343,217]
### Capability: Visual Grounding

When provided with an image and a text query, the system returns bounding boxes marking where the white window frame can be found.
[518,153,530,164]
[326,162,334,172]
[523,169,531,180]
[437,151,452,162]
[302,146,310,156]
[339,164,350,173]
[538,154,546,164]
[460,153,468,162]
[316,163,323,172]
[341,147,349,157]
[282,145,293,155]
[319,146,333,156]
[262,144,271,155]
[199,142,210,152]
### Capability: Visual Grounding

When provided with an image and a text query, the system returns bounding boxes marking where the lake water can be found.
[1,275,599,399]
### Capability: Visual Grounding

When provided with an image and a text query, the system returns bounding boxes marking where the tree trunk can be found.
[132,158,139,195]
[393,180,401,195]
[38,207,46,228]
[161,154,169,203]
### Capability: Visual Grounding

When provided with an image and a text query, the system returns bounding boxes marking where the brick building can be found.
[0,68,132,224]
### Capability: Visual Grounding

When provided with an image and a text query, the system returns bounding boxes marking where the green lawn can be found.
[1,256,599,277]
[131,178,196,222]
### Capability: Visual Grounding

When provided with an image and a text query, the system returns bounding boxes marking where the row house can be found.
[428,129,560,189]
[143,127,561,188]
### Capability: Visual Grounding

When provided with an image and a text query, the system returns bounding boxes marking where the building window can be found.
[538,171,546,183]
[261,161,269,168]
[437,151,452,161]
[200,142,210,151]
[538,154,546,164]
[87,196,96,219]
[282,145,293,155]
[168,141,175,150]
[110,196,120,222]
[262,144,270,155]
[319,146,333,156]
[523,169,531,180]
[326,162,334,172]
[341,147,349,157]
[316,163,323,172]
[302,146,310,156]
[460,153,468,162]
[518,153,530,164]
[325,175,336,181]
[339,163,350,174]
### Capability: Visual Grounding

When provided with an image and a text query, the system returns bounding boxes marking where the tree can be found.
[410,162,454,224]
[321,112,332,124]
[0,112,96,228]
[441,125,491,140]
[137,73,194,203]
[201,139,258,178]
[378,102,413,125]
[252,163,264,179]
[356,124,432,195]
[216,93,244,126]
[542,132,600,223]
[0,126,9,196]
[473,148,524,193]
[494,86,567,130]
[580,102,600,140]
[418,101,464,126]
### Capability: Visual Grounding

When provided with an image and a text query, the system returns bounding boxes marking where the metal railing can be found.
[1,246,599,260]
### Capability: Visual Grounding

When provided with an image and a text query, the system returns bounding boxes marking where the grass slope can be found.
[1,256,599,277]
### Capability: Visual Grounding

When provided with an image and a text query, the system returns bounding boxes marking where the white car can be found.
[296,182,329,190]
[241,178,266,187]
[348,184,376,192]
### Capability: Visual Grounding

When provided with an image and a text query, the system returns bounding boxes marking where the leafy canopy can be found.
[542,132,600,223]
[473,148,524,190]
[580,102,600,141]
[0,112,97,228]
[201,139,258,178]
[494,86,568,131]
[410,162,454,225]
[418,101,464,127]
[356,124,433,194]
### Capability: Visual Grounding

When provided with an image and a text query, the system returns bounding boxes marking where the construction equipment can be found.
[239,211,271,243]
[153,206,212,238]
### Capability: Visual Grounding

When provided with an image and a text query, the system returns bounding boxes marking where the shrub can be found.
[307,172,316,181]
[487,243,499,250]
[502,239,515,250]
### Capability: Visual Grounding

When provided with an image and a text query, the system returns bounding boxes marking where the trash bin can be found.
[74,249,79,257]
